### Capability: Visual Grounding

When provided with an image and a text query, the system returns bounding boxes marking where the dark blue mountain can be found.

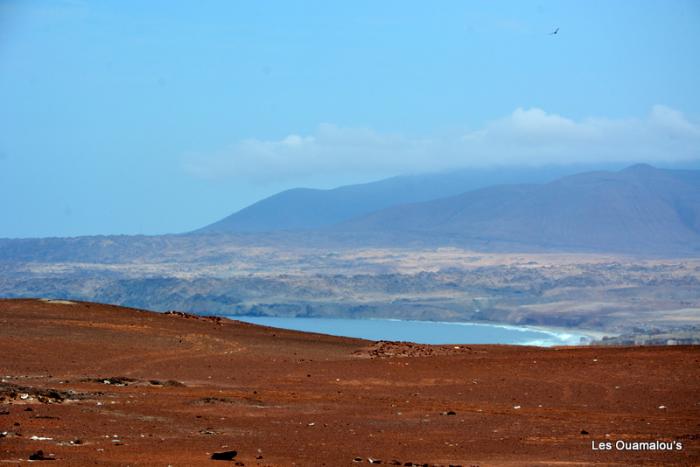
[338,164,700,254]
[199,163,629,232]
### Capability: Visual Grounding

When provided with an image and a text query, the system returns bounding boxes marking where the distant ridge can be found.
[2,164,699,258]
[337,164,700,254]
[198,164,628,233]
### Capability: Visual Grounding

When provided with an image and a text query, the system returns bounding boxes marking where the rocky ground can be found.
[1,299,698,465]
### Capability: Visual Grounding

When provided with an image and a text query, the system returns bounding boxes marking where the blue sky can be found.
[1,0,699,237]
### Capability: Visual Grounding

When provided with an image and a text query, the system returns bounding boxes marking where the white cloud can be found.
[183,106,700,181]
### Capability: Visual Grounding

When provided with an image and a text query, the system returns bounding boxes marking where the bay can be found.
[229,316,592,346]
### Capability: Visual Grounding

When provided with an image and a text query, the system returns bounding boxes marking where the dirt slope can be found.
[0,299,698,465]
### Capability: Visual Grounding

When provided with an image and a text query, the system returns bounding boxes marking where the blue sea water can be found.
[228,316,591,347]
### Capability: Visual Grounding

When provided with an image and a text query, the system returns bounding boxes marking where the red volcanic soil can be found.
[0,299,698,466]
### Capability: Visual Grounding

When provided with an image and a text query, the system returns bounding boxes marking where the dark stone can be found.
[104,376,135,386]
[211,450,238,460]
[580,429,589,435]
[28,450,55,461]
[163,380,185,387]
[46,390,64,401]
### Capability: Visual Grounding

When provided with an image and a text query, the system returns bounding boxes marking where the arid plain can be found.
[1,299,698,465]
[3,244,700,344]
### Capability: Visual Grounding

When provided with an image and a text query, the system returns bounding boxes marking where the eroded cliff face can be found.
[2,249,699,336]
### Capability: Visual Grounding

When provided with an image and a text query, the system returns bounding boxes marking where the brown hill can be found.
[0,299,698,465]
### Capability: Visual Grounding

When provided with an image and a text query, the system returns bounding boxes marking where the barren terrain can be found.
[1,299,698,465]
[2,246,699,339]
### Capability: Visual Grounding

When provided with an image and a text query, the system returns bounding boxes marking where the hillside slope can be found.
[339,164,700,254]
[1,298,698,464]
[199,164,623,232]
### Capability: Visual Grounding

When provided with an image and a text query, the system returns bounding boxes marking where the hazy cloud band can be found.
[183,106,700,181]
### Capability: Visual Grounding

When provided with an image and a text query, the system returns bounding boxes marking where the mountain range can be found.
[199,163,628,233]
[197,163,700,255]
[336,164,700,253]
[1,164,699,257]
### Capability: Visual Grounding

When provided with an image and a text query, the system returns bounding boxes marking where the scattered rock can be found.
[211,450,238,460]
[441,410,456,416]
[0,382,84,404]
[150,379,186,387]
[165,311,223,325]
[193,397,236,405]
[193,396,262,406]
[165,310,199,319]
[356,341,473,359]
[28,450,55,461]
[353,457,363,463]
[368,458,382,464]
[96,377,136,386]
[580,429,589,435]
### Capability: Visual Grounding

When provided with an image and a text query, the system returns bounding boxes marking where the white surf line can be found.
[367,317,601,345]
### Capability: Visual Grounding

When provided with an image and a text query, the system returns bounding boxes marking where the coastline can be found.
[226,314,611,347]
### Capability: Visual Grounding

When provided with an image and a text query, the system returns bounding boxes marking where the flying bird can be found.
[549,27,559,35]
